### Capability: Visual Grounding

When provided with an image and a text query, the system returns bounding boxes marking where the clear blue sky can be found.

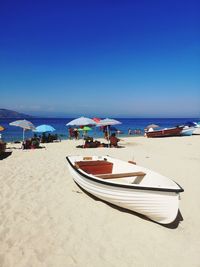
[0,0,199,117]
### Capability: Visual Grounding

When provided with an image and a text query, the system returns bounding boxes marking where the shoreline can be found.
[1,117,199,143]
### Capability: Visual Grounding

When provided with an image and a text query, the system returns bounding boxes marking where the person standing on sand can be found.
[73,128,79,140]
[68,127,74,139]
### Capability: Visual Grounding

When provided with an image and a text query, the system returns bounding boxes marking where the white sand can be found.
[0,136,200,267]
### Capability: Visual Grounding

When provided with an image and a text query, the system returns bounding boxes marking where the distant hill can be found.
[0,109,33,118]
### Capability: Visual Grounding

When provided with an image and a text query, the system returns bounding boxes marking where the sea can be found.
[0,117,199,142]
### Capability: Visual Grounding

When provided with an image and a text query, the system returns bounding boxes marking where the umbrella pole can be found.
[107,125,110,147]
[23,128,25,142]
[22,128,25,149]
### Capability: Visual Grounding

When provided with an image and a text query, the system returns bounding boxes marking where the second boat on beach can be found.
[145,126,184,138]
[67,155,184,224]
[180,126,195,136]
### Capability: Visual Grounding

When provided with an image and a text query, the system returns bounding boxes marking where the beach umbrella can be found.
[92,118,101,136]
[93,117,101,123]
[9,119,36,141]
[97,118,121,126]
[66,117,97,126]
[78,126,92,137]
[97,118,121,142]
[78,126,92,131]
[34,124,55,133]
[146,124,160,130]
[66,117,96,143]
[0,125,5,140]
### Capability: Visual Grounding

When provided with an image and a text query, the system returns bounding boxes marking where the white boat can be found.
[181,126,195,136]
[184,121,200,135]
[193,122,200,135]
[67,155,184,224]
[193,127,200,134]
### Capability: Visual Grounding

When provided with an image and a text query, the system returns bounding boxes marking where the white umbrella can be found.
[9,119,36,141]
[66,117,96,143]
[97,118,121,126]
[146,124,160,130]
[66,117,97,126]
[97,118,122,144]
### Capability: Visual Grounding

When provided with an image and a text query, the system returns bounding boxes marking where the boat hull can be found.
[146,126,183,138]
[193,127,200,135]
[67,157,182,224]
[181,127,195,136]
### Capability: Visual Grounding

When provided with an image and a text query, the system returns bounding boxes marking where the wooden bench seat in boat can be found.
[75,160,113,175]
[95,172,146,179]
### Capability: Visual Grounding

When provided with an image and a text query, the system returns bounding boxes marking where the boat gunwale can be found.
[66,156,184,193]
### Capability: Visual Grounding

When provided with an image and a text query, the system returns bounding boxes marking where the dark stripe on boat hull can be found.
[66,157,184,193]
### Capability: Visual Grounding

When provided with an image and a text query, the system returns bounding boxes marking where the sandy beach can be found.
[0,135,200,267]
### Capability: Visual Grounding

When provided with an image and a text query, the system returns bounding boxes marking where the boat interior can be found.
[74,158,146,185]
[69,155,181,189]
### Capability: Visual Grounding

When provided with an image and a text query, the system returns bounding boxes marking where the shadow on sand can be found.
[74,182,183,229]
[0,151,12,160]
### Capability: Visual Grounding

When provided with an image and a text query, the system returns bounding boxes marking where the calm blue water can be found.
[0,117,199,142]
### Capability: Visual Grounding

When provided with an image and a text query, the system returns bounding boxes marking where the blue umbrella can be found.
[34,124,56,133]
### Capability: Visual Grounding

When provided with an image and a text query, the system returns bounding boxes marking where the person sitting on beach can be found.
[0,139,6,155]
[109,133,120,147]
[76,137,108,148]
[47,133,52,143]
[31,136,40,148]
[41,133,47,143]
[82,137,101,148]
[22,139,32,149]
[84,137,95,148]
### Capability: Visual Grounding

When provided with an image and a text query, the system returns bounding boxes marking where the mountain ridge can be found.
[0,109,33,118]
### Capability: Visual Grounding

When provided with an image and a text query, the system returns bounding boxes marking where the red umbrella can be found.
[93,117,101,123]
